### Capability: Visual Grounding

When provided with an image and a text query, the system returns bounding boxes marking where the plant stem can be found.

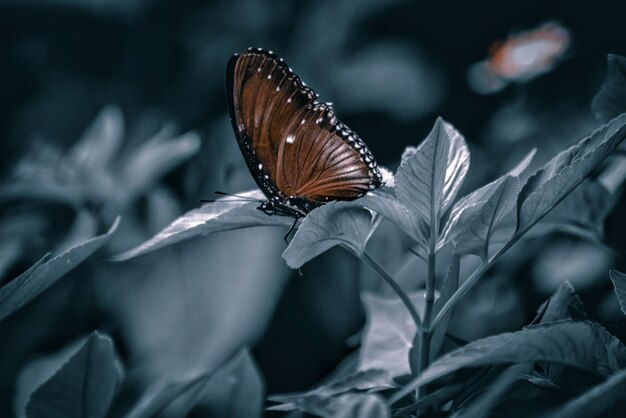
[388,150,617,406]
[361,252,423,335]
[431,235,519,330]
[417,189,439,401]
[417,251,436,399]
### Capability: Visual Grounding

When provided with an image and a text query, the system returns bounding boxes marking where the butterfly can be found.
[487,22,570,81]
[467,22,570,94]
[226,48,383,221]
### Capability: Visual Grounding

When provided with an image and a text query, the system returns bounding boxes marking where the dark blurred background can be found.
[1,0,626,417]
[2,0,625,168]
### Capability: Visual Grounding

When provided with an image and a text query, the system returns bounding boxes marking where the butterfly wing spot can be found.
[286,134,296,144]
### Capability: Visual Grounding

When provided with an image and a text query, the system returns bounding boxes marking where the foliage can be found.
[108,103,626,416]
[2,10,626,417]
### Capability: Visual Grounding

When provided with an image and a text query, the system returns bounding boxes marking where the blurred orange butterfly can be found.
[468,22,571,94]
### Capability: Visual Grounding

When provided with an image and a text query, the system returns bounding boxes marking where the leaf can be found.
[68,105,124,171]
[268,369,393,411]
[282,201,377,269]
[269,393,389,418]
[430,254,461,362]
[609,270,626,316]
[191,348,264,418]
[405,321,626,391]
[592,54,626,122]
[357,290,426,378]
[547,367,626,418]
[125,374,209,418]
[334,394,390,418]
[541,179,617,236]
[357,193,423,243]
[453,364,532,418]
[535,281,587,324]
[112,191,291,261]
[0,217,120,321]
[315,369,394,395]
[439,148,536,250]
[516,113,626,233]
[120,129,201,198]
[395,118,470,243]
[126,348,263,418]
[26,332,123,418]
[15,336,92,418]
[454,176,519,259]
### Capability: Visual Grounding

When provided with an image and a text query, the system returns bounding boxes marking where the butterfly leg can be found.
[283,218,299,243]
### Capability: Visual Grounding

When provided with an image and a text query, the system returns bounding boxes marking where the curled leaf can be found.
[282,201,378,269]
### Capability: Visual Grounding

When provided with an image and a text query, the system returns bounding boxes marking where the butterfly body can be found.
[227,47,382,219]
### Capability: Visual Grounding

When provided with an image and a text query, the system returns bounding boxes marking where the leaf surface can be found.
[609,270,626,316]
[357,290,426,378]
[282,201,378,269]
[113,191,291,261]
[547,368,626,418]
[517,114,626,233]
[407,321,626,390]
[439,148,535,250]
[395,118,470,243]
[26,332,122,418]
[454,176,519,259]
[0,217,119,321]
[592,54,626,122]
[126,348,263,418]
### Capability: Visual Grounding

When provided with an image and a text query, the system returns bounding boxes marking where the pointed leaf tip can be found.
[517,113,626,233]
[112,190,291,261]
[395,118,470,243]
[0,217,119,322]
[592,54,626,122]
[26,332,122,418]
[609,270,626,316]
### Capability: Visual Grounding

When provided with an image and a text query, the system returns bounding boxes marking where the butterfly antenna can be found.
[198,191,264,204]
[214,191,263,201]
